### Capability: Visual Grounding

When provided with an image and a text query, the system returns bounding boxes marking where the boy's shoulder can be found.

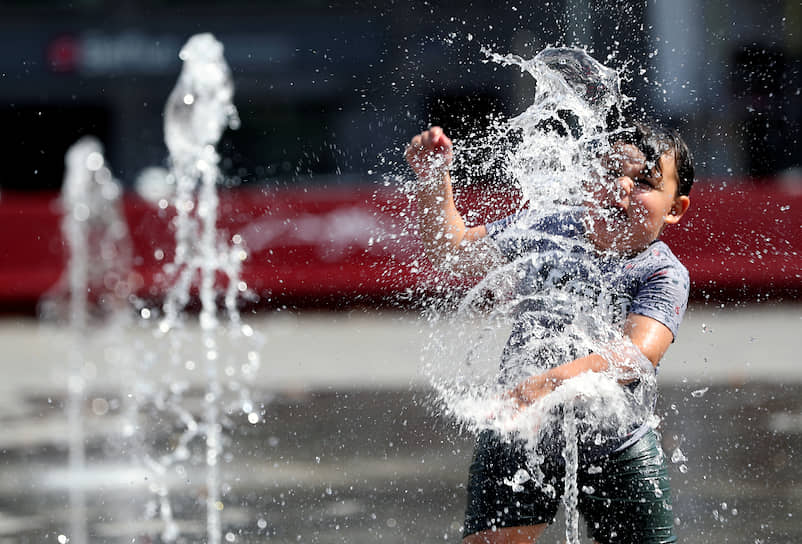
[624,240,690,338]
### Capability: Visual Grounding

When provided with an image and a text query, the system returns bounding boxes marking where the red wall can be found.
[1,180,800,310]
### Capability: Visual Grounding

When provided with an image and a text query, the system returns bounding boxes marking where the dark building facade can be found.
[0,0,799,192]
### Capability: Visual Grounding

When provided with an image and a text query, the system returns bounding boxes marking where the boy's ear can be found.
[664,195,690,225]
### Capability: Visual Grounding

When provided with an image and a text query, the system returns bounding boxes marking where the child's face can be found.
[585,142,690,255]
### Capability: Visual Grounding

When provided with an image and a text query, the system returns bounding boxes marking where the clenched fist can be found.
[404,126,453,181]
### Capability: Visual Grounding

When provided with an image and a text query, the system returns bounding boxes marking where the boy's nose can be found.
[616,176,634,204]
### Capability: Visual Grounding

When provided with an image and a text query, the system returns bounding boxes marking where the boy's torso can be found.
[485,207,689,458]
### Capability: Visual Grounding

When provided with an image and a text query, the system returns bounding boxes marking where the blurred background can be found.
[2,0,802,190]
[1,0,800,308]
[0,1,800,543]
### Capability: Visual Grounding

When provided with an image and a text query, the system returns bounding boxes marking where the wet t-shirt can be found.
[486,207,689,458]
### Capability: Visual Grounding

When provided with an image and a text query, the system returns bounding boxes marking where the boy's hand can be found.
[404,126,453,182]
[507,373,554,410]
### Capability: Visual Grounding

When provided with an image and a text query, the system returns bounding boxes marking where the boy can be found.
[405,121,693,543]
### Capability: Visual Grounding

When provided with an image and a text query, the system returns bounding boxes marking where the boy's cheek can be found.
[589,180,617,206]
[628,208,653,229]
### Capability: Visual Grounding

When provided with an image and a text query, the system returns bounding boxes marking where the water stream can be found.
[49,33,258,544]
[42,135,131,544]
[148,32,253,544]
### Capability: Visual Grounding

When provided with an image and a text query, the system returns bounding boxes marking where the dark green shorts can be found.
[463,429,676,544]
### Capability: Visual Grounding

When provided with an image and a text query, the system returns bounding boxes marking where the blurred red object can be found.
[0,180,800,312]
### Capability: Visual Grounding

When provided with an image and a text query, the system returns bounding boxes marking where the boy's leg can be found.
[578,430,677,544]
[462,431,562,541]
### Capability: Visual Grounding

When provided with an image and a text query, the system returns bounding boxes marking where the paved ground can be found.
[0,302,800,543]
[1,302,799,399]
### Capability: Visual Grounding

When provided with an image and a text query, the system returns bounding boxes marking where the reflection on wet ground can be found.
[1,384,800,543]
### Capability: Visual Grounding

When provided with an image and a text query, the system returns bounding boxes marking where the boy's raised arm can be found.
[405,126,501,276]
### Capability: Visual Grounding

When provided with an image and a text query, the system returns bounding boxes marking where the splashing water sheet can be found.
[418,47,663,544]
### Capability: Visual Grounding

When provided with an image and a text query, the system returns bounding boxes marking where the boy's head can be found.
[585,118,693,255]
[613,119,695,196]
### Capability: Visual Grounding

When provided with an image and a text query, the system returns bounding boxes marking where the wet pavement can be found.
[0,305,800,543]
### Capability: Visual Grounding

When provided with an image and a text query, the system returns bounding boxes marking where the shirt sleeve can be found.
[629,263,690,340]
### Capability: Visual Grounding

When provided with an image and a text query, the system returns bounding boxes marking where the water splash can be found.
[41,136,132,322]
[43,135,131,544]
[141,32,256,544]
[164,33,240,162]
[421,48,658,544]
[480,46,624,208]
[44,34,261,544]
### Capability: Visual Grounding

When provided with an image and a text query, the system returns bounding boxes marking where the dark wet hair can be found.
[534,106,695,196]
[612,117,695,196]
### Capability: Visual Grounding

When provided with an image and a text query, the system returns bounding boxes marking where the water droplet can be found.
[691,387,709,398]
[91,397,109,416]
[503,469,532,492]
[86,151,104,171]
[671,448,688,464]
[73,203,90,222]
